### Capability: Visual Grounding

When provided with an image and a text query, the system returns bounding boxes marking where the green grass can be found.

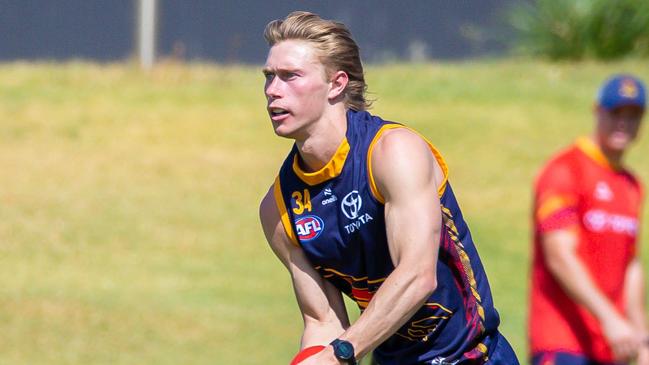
[0,60,648,364]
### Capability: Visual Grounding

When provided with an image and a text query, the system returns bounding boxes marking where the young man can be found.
[529,75,648,365]
[258,11,518,365]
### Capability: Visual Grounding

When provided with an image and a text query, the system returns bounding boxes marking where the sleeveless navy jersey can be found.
[273,110,503,364]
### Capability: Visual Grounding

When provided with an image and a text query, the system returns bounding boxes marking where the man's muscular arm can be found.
[300,128,443,364]
[259,188,350,348]
[341,128,442,357]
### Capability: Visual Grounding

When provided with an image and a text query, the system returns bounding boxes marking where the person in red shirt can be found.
[529,74,648,365]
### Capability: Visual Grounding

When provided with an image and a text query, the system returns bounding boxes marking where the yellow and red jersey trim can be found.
[441,204,486,323]
[316,266,385,309]
[367,124,449,203]
[292,137,350,186]
[575,136,619,171]
[317,266,369,282]
[463,342,489,363]
[393,302,454,342]
[536,193,577,222]
[273,175,299,247]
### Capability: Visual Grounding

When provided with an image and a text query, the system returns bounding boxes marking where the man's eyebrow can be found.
[263,66,301,74]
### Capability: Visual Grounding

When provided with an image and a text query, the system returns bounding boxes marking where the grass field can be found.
[0,60,648,364]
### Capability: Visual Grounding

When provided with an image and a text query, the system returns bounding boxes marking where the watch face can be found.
[337,341,354,359]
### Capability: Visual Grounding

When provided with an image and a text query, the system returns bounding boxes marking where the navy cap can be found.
[597,74,646,110]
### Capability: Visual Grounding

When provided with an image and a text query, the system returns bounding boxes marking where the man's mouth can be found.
[269,107,290,117]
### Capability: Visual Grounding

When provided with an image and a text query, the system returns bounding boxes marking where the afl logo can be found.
[341,190,362,219]
[295,215,324,241]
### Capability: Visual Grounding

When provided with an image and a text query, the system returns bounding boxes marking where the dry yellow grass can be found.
[0,60,647,364]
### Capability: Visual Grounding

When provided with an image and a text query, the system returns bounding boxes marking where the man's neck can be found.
[592,135,624,169]
[295,108,348,172]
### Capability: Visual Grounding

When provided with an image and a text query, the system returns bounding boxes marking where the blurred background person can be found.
[529,75,648,365]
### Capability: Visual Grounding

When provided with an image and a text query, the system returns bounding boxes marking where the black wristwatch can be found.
[330,339,357,364]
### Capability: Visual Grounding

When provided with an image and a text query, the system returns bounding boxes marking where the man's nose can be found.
[265,77,282,98]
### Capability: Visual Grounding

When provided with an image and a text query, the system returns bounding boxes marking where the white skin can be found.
[259,39,444,364]
[541,104,647,364]
[594,104,644,166]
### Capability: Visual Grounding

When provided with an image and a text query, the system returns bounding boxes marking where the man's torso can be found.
[274,110,504,364]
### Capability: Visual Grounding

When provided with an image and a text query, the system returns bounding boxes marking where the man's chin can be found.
[272,125,297,139]
[606,135,633,151]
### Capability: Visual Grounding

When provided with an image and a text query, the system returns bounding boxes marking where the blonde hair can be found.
[264,11,370,111]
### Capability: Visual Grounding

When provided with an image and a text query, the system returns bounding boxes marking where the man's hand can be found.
[601,314,641,362]
[636,344,649,365]
[624,259,648,365]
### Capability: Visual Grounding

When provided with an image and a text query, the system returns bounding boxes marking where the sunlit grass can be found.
[0,60,647,364]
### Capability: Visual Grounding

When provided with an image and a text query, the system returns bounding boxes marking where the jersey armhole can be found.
[367,124,449,204]
[273,176,300,247]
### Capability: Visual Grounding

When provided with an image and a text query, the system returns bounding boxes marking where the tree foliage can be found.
[509,0,649,60]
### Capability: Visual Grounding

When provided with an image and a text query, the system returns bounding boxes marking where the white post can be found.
[138,0,157,69]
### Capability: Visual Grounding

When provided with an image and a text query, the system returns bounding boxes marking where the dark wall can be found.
[0,0,134,61]
[0,0,513,63]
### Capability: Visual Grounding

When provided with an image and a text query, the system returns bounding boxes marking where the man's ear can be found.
[328,70,349,100]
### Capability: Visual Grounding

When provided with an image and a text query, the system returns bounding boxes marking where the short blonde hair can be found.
[264,11,370,111]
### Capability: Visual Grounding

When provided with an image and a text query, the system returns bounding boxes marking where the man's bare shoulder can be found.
[373,127,430,157]
[259,185,277,228]
[371,127,438,202]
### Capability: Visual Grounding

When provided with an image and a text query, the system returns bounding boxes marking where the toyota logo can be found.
[341,190,362,219]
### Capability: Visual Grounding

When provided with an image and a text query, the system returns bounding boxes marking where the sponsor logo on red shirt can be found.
[583,209,638,236]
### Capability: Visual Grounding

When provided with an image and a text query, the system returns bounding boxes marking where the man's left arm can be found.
[301,128,443,364]
[625,258,649,364]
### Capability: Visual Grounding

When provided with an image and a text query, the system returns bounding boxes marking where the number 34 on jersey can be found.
[292,189,312,215]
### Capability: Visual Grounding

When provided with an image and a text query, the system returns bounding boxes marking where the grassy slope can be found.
[0,60,647,364]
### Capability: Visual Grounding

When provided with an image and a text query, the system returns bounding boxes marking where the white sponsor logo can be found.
[324,188,333,196]
[321,195,338,206]
[429,358,459,365]
[583,209,637,236]
[341,190,362,219]
[343,213,374,234]
[594,181,613,201]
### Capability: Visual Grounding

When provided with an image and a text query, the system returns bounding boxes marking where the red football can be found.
[289,345,326,365]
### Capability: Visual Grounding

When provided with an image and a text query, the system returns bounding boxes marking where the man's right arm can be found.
[624,258,649,365]
[259,187,349,348]
[541,228,641,362]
